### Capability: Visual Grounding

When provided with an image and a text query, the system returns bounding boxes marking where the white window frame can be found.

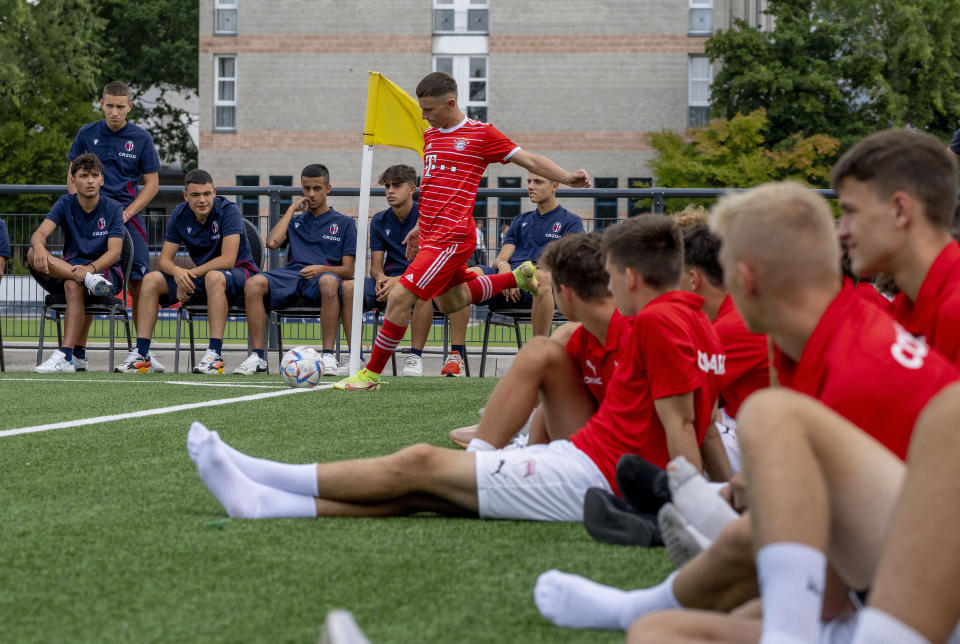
[433,0,489,34]
[214,55,237,132]
[433,54,488,122]
[214,0,238,36]
[688,55,713,127]
[689,0,713,35]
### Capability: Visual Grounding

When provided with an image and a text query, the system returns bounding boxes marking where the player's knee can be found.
[141,271,163,294]
[128,279,141,295]
[204,270,226,290]
[64,280,81,295]
[317,274,338,297]
[737,388,804,448]
[525,335,565,365]
[393,443,438,472]
[244,275,267,296]
[713,515,754,566]
[625,612,681,643]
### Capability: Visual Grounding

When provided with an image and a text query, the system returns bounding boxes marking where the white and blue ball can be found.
[280,346,323,388]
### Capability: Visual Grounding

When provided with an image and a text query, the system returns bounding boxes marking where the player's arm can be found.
[157,240,196,289]
[194,233,240,276]
[699,422,733,482]
[86,237,123,277]
[121,172,159,223]
[492,243,517,272]
[509,149,592,188]
[304,254,355,280]
[66,164,77,194]
[0,256,6,280]
[653,392,703,471]
[369,250,386,282]
[402,225,419,261]
[266,197,306,249]
[30,220,58,274]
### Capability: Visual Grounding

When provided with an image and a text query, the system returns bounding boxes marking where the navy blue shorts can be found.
[158,266,255,306]
[126,215,150,281]
[37,257,124,295]
[263,266,344,310]
[478,264,533,309]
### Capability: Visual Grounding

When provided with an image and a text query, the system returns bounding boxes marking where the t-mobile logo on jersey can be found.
[424,154,438,178]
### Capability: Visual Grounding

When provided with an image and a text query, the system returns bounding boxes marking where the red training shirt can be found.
[570,291,725,494]
[712,294,769,417]
[565,310,629,404]
[889,240,960,365]
[419,118,520,249]
[774,281,959,461]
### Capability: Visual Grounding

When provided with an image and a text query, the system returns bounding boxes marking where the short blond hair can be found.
[673,204,710,229]
[711,182,840,291]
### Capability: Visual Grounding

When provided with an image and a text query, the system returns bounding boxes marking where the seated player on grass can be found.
[117,169,259,375]
[186,215,724,522]
[29,153,124,373]
[533,182,960,638]
[440,173,584,377]
[234,164,357,376]
[341,164,433,377]
[447,232,628,450]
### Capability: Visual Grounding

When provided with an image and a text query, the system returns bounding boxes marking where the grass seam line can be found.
[0,384,332,438]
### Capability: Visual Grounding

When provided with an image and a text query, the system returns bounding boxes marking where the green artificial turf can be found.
[0,374,674,643]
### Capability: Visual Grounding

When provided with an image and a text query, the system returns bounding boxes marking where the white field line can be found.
[0,384,333,438]
[0,378,287,389]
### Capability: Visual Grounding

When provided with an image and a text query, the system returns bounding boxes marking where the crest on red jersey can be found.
[454,138,467,151]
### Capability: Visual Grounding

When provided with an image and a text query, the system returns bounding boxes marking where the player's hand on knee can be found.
[718,472,748,513]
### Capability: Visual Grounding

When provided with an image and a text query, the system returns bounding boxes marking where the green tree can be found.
[0,0,103,214]
[96,0,198,169]
[707,0,960,147]
[649,109,839,211]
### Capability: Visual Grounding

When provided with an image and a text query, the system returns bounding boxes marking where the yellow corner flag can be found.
[363,71,429,157]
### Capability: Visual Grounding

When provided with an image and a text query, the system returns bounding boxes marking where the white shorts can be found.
[474,439,612,522]
[717,407,741,475]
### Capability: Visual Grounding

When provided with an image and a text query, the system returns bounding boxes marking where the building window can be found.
[433,55,488,122]
[214,0,237,36]
[433,0,489,34]
[214,55,237,131]
[594,178,618,232]
[688,55,712,128]
[236,175,259,225]
[628,177,653,217]
[689,0,713,35]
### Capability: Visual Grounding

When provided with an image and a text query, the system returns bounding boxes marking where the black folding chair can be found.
[33,229,135,372]
[174,219,264,373]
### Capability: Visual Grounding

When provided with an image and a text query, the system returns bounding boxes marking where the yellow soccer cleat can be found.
[333,367,382,391]
[513,260,541,296]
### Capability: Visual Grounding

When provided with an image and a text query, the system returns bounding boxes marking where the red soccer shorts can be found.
[398,241,478,300]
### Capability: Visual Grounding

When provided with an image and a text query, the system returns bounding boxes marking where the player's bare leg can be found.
[204,271,229,342]
[859,383,960,644]
[61,279,86,349]
[317,273,341,351]
[472,337,595,449]
[530,270,555,336]
[243,274,270,352]
[339,278,356,353]
[626,609,761,644]
[738,389,905,643]
[409,298,433,353]
[135,271,168,341]
[128,279,141,335]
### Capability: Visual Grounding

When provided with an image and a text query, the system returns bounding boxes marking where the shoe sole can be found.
[193,365,225,374]
[582,488,655,547]
[91,283,115,296]
[441,370,463,377]
[232,367,268,375]
[658,503,707,567]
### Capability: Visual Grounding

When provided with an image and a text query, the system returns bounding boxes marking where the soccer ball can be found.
[280,346,324,388]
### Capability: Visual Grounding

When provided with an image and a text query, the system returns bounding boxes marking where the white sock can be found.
[757,542,826,644]
[187,422,319,496]
[850,608,931,644]
[192,428,317,519]
[667,456,739,540]
[534,570,679,631]
[466,438,496,452]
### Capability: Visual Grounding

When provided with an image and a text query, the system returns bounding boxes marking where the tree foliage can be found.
[96,0,199,170]
[649,109,839,211]
[707,0,960,147]
[0,0,103,214]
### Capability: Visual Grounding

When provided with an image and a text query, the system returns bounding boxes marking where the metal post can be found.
[652,191,666,214]
[268,186,282,351]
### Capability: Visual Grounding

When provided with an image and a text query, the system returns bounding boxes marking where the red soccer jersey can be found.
[565,310,630,404]
[570,291,725,494]
[419,118,520,249]
[774,281,959,460]
[713,294,769,417]
[889,241,960,365]
[856,282,892,311]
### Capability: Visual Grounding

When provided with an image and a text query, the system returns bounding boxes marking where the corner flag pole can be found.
[347,143,374,377]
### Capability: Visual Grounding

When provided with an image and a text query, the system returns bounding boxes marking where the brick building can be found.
[198,0,769,235]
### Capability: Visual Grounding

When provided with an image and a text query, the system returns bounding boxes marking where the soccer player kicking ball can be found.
[334,72,591,391]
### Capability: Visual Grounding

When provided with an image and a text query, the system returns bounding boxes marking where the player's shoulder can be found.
[99,196,125,217]
[121,121,155,142]
[75,120,103,138]
[170,200,190,220]
[329,209,356,226]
